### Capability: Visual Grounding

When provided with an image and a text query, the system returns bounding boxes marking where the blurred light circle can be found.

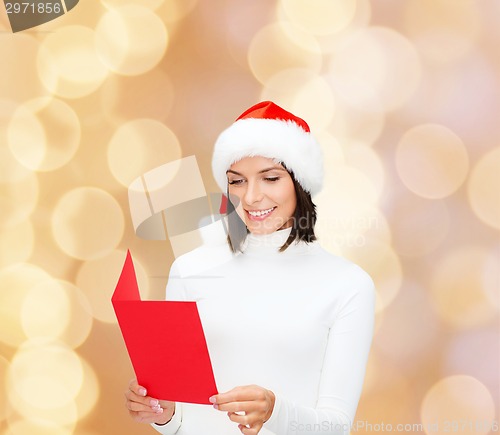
[388,193,450,257]
[329,100,385,146]
[7,97,81,172]
[225,1,279,68]
[420,375,495,435]
[363,356,414,426]
[467,147,500,230]
[248,22,322,86]
[343,142,385,199]
[315,163,382,253]
[7,340,83,410]
[157,0,198,23]
[21,280,70,340]
[291,76,335,131]
[316,203,391,256]
[328,27,421,111]
[359,207,391,246]
[95,5,168,76]
[319,164,380,206]
[482,246,499,310]
[100,69,174,123]
[52,187,124,261]
[302,0,372,55]
[0,220,34,269]
[280,0,357,36]
[6,393,78,428]
[74,357,100,420]
[0,263,52,347]
[37,25,108,99]
[4,420,72,435]
[342,239,403,313]
[6,103,45,171]
[0,168,39,230]
[316,132,345,168]
[429,246,497,329]
[374,282,441,370]
[401,51,498,146]
[101,0,165,10]
[0,100,36,184]
[404,0,480,63]
[7,356,99,427]
[260,68,315,106]
[261,69,335,131]
[0,34,52,103]
[5,349,97,428]
[0,356,10,422]
[76,250,150,323]
[107,118,181,187]
[396,124,469,199]
[444,327,499,400]
[57,282,94,349]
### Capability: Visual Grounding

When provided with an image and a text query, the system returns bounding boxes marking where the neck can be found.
[241,227,315,256]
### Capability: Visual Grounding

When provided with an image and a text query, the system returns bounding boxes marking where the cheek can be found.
[280,182,296,209]
[228,192,245,219]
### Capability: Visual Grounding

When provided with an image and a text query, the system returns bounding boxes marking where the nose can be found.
[243,179,264,205]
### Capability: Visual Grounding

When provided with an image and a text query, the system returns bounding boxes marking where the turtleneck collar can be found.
[240,226,316,256]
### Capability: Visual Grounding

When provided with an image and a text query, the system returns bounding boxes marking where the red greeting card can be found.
[112,250,218,404]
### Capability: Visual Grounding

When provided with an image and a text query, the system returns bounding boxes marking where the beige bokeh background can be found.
[0,1,499,434]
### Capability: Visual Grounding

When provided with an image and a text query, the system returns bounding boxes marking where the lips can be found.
[245,206,277,221]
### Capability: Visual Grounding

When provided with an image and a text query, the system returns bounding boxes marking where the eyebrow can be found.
[226,167,287,176]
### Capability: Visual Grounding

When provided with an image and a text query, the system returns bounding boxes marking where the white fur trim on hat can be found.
[211,118,323,196]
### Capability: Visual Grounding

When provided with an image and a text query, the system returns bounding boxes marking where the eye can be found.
[228,179,244,185]
[264,177,280,182]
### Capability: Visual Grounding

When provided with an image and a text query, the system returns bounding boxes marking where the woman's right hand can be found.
[125,379,176,425]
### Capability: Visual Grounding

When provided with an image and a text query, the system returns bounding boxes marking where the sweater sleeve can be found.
[151,259,185,435]
[262,265,376,435]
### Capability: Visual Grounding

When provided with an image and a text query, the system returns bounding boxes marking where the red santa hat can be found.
[211,101,324,209]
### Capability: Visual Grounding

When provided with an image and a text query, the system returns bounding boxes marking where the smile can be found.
[246,207,276,220]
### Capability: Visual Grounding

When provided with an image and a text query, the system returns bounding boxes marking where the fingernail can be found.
[139,388,147,396]
[156,408,163,414]
[150,399,159,406]
[209,396,216,404]
[213,404,219,410]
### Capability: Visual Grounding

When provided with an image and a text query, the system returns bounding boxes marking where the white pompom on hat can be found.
[211,101,324,203]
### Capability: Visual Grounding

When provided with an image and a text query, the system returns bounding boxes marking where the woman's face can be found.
[226,156,297,235]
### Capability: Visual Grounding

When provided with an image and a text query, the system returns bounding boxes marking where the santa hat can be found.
[211,101,324,209]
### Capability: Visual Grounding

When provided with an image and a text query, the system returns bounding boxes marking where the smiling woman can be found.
[225,156,319,253]
[227,157,296,231]
[123,101,376,435]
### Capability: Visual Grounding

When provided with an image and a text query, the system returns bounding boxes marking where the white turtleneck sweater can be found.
[152,226,375,435]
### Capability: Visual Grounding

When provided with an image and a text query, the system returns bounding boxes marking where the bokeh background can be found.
[0,0,499,434]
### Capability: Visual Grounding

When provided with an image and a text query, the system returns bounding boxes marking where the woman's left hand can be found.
[209,384,275,434]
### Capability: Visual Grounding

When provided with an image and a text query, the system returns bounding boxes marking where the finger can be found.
[213,385,262,405]
[227,411,250,425]
[238,423,260,435]
[126,399,163,414]
[129,378,147,397]
[215,400,259,413]
[125,390,161,408]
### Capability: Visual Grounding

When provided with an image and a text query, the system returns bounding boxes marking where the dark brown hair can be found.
[225,164,317,253]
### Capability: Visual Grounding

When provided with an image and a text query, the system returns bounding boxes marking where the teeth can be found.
[248,207,274,217]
